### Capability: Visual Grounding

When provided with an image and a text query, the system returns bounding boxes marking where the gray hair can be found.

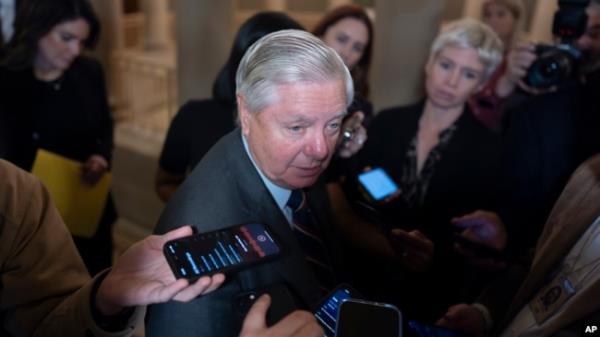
[430,18,504,82]
[235,29,354,114]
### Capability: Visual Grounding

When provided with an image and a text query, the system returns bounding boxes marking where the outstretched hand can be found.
[337,111,367,158]
[95,226,225,316]
[239,295,323,337]
[436,303,487,337]
[389,229,434,272]
[452,210,508,271]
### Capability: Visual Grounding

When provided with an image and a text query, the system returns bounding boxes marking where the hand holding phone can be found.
[313,284,362,337]
[163,223,282,281]
[358,167,401,204]
[453,234,508,261]
[335,299,402,337]
[406,320,472,337]
[389,229,435,272]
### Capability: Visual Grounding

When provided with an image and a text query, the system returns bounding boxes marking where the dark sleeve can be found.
[158,102,194,175]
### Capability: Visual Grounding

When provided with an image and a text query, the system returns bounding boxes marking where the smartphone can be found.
[357,167,401,203]
[453,234,508,261]
[163,223,282,280]
[406,320,471,337]
[313,284,363,337]
[335,299,402,337]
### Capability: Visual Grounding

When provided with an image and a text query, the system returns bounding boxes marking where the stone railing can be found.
[110,48,177,133]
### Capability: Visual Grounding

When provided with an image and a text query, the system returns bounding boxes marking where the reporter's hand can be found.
[95,226,226,316]
[82,154,108,185]
[436,303,487,337]
[337,111,367,158]
[239,295,323,337]
[452,211,507,271]
[389,229,434,272]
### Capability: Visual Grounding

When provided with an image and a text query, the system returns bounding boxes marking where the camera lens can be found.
[525,46,577,88]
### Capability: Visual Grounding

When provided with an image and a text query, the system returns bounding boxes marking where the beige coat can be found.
[499,154,600,335]
[0,159,138,337]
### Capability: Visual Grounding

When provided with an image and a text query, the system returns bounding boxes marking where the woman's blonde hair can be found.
[429,18,504,82]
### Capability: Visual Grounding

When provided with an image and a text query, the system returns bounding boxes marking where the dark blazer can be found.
[343,101,502,319]
[0,57,114,170]
[146,130,335,337]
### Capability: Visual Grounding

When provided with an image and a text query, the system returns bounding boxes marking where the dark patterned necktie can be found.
[287,189,335,293]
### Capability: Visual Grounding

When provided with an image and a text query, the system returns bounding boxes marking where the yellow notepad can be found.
[31,149,112,238]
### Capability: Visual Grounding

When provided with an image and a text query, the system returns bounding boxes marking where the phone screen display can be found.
[164,223,281,279]
[314,287,356,337]
[358,168,400,201]
[336,299,402,337]
[407,321,471,337]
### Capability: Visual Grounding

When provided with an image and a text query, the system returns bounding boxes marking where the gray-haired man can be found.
[146,30,353,337]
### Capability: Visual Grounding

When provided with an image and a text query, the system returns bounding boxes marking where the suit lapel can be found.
[230,132,322,306]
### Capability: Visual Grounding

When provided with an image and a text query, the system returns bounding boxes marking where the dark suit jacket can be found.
[146,130,336,337]
[480,154,600,336]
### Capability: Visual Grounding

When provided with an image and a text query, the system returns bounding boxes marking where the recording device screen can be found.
[406,321,471,337]
[314,285,361,337]
[164,223,281,280]
[358,168,400,201]
[336,299,402,337]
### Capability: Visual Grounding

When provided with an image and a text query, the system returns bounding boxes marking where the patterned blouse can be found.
[400,124,458,208]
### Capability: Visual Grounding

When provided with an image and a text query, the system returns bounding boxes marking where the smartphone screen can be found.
[336,299,402,337]
[358,168,400,201]
[406,320,471,337]
[164,223,281,280]
[314,284,362,337]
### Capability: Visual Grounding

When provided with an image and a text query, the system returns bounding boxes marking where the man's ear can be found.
[237,93,251,136]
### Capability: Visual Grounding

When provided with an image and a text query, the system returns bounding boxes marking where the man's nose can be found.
[305,131,329,160]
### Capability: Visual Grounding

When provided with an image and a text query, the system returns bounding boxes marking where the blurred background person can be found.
[469,0,525,131]
[0,0,115,275]
[313,4,374,120]
[155,11,303,202]
[494,0,600,255]
[328,18,504,321]
[312,4,373,177]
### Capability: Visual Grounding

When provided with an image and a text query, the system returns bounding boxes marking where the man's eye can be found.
[289,126,303,132]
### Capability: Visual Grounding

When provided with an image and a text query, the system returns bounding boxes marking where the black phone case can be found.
[163,223,283,281]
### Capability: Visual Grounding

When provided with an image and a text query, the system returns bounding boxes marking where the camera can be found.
[525,0,590,88]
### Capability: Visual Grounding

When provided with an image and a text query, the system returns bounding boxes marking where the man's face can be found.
[239,81,347,189]
[576,6,600,67]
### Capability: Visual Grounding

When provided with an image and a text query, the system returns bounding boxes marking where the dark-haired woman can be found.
[313,4,374,121]
[155,11,303,202]
[0,0,114,275]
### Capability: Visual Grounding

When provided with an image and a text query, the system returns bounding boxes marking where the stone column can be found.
[462,0,484,19]
[529,0,557,43]
[175,0,234,104]
[328,0,350,10]
[371,0,446,110]
[143,0,170,50]
[265,0,286,11]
